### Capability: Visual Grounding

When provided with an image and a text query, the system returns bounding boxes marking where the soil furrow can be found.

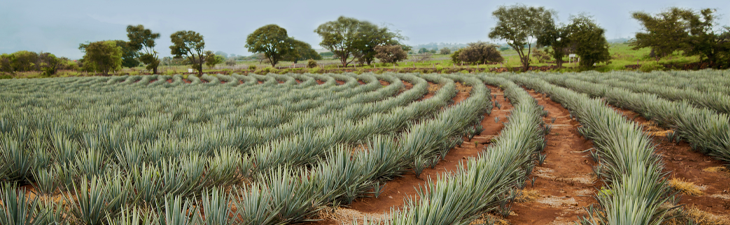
[308,85,512,224]
[506,89,599,225]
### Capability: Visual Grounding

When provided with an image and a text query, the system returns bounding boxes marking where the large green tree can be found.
[488,4,554,71]
[79,41,123,75]
[127,25,161,73]
[170,30,207,76]
[283,38,322,64]
[566,15,611,69]
[113,40,140,68]
[245,24,293,67]
[352,23,406,65]
[537,22,573,68]
[315,16,405,66]
[632,8,730,68]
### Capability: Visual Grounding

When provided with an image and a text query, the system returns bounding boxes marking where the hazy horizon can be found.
[2,0,728,59]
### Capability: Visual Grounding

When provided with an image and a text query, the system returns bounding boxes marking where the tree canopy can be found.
[205,51,224,69]
[537,22,573,68]
[488,4,554,71]
[170,30,207,76]
[113,40,139,68]
[283,39,322,64]
[455,42,504,64]
[374,45,408,65]
[632,8,730,68]
[245,24,293,67]
[79,41,123,75]
[315,16,405,66]
[127,25,161,73]
[567,15,611,69]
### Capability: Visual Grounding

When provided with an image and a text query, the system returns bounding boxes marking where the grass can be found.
[702,166,728,173]
[668,178,703,196]
[664,206,729,225]
[515,189,540,202]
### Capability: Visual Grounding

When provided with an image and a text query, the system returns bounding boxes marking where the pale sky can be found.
[1,0,728,59]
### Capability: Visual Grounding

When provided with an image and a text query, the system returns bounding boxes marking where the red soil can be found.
[166,79,173,83]
[507,90,599,224]
[609,106,730,216]
[239,80,244,84]
[309,85,513,224]
[335,80,345,85]
[316,80,325,85]
[183,79,191,84]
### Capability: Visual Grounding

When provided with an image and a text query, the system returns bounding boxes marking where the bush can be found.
[457,42,504,64]
[439,48,451,55]
[451,49,463,64]
[375,45,408,65]
[435,65,444,72]
[639,63,665,72]
[307,59,318,68]
[308,67,320,73]
[0,74,12,79]
[248,64,257,71]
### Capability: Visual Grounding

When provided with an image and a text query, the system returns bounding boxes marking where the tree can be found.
[351,23,406,65]
[537,22,572,67]
[632,8,729,68]
[457,42,504,64]
[567,15,611,69]
[127,25,161,73]
[37,52,61,76]
[113,40,139,68]
[245,24,293,67]
[283,39,322,64]
[439,47,451,55]
[315,16,406,67]
[374,45,408,65]
[418,48,429,54]
[451,48,463,64]
[79,41,123,75]
[170,30,207,76]
[488,4,554,71]
[205,51,224,69]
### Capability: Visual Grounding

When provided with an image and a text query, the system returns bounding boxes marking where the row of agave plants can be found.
[542,73,730,164]
[0,73,400,186]
[358,75,548,224]
[567,71,730,117]
[514,74,676,224]
[0,72,465,224]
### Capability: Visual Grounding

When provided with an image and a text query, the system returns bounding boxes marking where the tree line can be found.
[5,5,727,77]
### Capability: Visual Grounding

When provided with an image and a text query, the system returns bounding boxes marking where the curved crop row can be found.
[513,74,674,225]
[541,74,730,163]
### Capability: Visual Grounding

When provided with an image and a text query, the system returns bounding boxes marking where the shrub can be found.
[439,48,451,55]
[640,63,665,72]
[457,42,504,64]
[308,67,320,73]
[248,64,257,71]
[451,49,463,64]
[307,59,318,68]
[375,45,408,65]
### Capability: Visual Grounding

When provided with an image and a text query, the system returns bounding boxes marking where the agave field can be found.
[1,71,729,224]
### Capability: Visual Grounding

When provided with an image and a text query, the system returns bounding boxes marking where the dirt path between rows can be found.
[506,90,599,225]
[308,85,513,224]
[609,106,730,223]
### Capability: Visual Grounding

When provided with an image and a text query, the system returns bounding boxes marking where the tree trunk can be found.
[152,67,158,74]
